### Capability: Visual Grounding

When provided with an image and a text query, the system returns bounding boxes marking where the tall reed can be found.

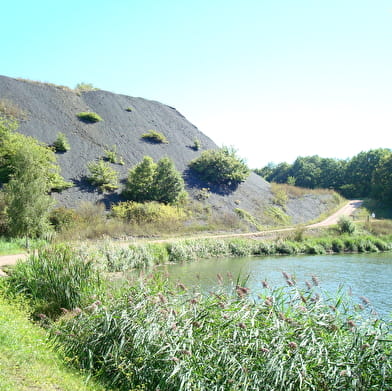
[7,244,101,316]
[51,277,391,390]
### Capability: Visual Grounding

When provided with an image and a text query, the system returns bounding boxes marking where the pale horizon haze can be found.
[1,0,391,168]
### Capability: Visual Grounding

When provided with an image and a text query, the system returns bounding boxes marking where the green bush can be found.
[192,138,201,150]
[53,132,70,152]
[338,216,356,234]
[188,146,250,186]
[76,112,102,123]
[87,160,118,192]
[103,145,123,164]
[141,130,168,144]
[49,207,79,232]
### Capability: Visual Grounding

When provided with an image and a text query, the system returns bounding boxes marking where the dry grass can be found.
[16,77,73,92]
[271,182,337,198]
[0,99,27,120]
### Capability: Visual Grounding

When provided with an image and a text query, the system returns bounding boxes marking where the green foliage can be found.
[337,216,356,235]
[51,278,391,390]
[49,207,79,232]
[112,201,187,225]
[103,145,123,164]
[0,118,71,190]
[53,132,70,152]
[258,149,392,201]
[76,112,103,123]
[124,156,186,204]
[234,208,263,230]
[7,244,101,317]
[87,160,118,192]
[3,143,55,241]
[372,154,392,204]
[141,129,168,143]
[189,146,250,186]
[192,138,201,150]
[264,205,291,225]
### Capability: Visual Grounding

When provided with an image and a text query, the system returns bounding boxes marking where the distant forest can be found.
[255,148,392,204]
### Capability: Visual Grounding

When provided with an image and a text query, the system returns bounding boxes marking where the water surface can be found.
[161,252,392,318]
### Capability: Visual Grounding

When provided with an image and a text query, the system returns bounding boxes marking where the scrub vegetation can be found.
[189,146,250,186]
[76,111,103,123]
[141,129,168,143]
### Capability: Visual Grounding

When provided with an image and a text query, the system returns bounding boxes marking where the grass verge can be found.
[0,293,105,391]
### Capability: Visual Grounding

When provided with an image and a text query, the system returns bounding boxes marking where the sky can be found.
[1,0,391,168]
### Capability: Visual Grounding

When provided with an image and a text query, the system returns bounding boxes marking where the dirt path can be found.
[0,200,363,269]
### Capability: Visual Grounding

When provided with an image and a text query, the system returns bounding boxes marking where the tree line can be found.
[255,148,392,204]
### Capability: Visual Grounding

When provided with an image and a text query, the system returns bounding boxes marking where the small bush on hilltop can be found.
[74,82,98,92]
[189,146,250,186]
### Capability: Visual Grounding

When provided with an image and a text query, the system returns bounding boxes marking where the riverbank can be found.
[1,233,391,390]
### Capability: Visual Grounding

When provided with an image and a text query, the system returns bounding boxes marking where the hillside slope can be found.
[0,75,336,226]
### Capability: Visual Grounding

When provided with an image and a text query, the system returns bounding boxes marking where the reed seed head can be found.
[311,275,319,286]
[262,280,270,289]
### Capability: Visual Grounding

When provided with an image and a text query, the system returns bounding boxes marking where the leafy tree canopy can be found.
[189,146,250,186]
[0,117,71,191]
[124,156,186,205]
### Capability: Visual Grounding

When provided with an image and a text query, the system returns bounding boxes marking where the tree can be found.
[0,117,71,190]
[124,156,157,202]
[87,160,119,192]
[344,149,390,198]
[4,143,54,245]
[152,157,186,204]
[123,156,186,204]
[189,146,250,187]
[372,153,392,204]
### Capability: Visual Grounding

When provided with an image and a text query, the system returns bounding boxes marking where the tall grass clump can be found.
[93,242,169,272]
[6,244,101,317]
[51,277,392,390]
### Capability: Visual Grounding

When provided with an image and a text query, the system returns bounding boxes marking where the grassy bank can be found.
[90,234,392,272]
[0,294,105,391]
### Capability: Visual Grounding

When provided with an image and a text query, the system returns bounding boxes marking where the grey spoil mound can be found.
[0,75,335,226]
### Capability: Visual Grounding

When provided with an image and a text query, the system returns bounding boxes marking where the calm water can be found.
[160,253,392,318]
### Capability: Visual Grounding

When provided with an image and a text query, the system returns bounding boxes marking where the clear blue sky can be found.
[2,0,391,167]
